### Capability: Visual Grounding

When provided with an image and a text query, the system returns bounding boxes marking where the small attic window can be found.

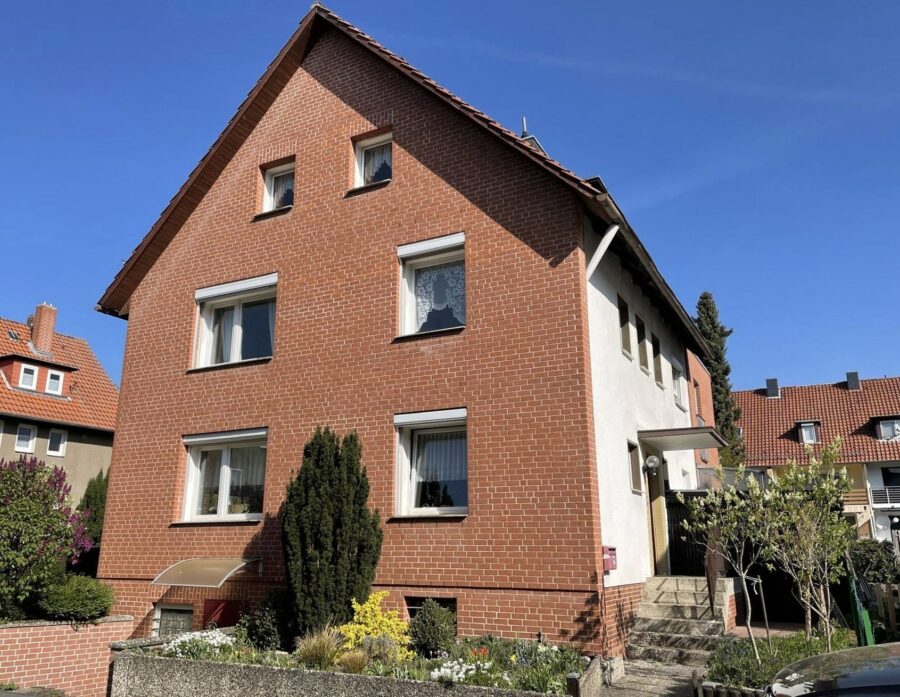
[877,418,900,441]
[354,132,392,188]
[7,330,19,342]
[262,162,294,213]
[798,421,820,445]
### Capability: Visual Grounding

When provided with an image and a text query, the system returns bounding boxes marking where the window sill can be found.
[676,402,689,413]
[170,519,262,528]
[345,179,391,198]
[186,357,272,374]
[656,381,665,390]
[388,513,467,522]
[640,365,651,376]
[622,349,633,361]
[393,326,465,343]
[252,205,293,222]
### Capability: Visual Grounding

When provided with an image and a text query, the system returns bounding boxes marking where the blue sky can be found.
[1,1,898,390]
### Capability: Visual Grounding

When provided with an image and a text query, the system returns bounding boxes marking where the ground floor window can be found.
[152,604,194,637]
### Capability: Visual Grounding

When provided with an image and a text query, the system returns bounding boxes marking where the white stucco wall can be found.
[585,219,696,588]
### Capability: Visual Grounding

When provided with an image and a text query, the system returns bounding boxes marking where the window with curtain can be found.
[199,293,275,367]
[414,260,466,332]
[798,422,820,444]
[354,133,393,188]
[263,162,294,212]
[412,428,467,509]
[187,439,266,521]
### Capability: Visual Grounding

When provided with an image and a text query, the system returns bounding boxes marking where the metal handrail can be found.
[871,486,900,504]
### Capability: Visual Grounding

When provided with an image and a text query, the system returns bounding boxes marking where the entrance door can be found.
[644,453,670,575]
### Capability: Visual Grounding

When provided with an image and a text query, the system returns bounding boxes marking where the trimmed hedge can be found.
[39,575,114,622]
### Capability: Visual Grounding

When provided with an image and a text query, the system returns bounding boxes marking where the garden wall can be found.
[0,615,133,697]
[111,652,606,697]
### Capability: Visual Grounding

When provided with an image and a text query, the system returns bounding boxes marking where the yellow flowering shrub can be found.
[338,591,414,662]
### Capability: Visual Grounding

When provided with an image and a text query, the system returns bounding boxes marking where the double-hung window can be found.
[262,162,294,212]
[45,369,64,395]
[19,364,37,390]
[194,274,277,368]
[182,429,267,522]
[354,132,392,188]
[395,409,468,516]
[47,428,67,457]
[15,423,37,454]
[397,233,466,336]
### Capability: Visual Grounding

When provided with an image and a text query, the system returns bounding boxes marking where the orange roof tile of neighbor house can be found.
[735,374,900,466]
[0,308,118,432]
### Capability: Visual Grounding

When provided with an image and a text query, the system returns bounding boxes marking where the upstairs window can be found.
[354,132,392,188]
[395,409,468,516]
[194,274,277,368]
[262,162,294,212]
[651,334,663,385]
[182,429,267,522]
[45,369,64,395]
[672,365,686,409]
[397,233,465,336]
[19,364,37,390]
[47,428,67,457]
[877,418,900,441]
[15,423,36,454]
[697,414,709,462]
[617,296,632,356]
[798,421,820,445]
[635,315,649,371]
[628,441,642,494]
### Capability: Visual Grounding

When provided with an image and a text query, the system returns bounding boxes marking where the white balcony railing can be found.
[871,487,900,505]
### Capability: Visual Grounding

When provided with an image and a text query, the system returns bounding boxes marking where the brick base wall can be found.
[726,588,746,631]
[598,582,644,657]
[0,615,133,697]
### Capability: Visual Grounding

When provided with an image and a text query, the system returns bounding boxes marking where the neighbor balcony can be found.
[871,487,900,506]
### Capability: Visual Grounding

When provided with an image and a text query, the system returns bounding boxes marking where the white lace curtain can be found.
[415,431,467,483]
[415,261,465,331]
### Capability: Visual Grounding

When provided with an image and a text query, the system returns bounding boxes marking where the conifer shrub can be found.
[235,599,282,651]
[338,591,413,662]
[39,575,114,622]
[283,428,383,636]
[410,599,456,657]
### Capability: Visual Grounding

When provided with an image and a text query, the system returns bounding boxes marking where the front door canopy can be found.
[151,558,260,588]
[637,426,727,452]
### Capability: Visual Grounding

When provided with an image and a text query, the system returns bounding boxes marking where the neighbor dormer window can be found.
[18,364,37,390]
[799,421,820,445]
[397,233,465,336]
[262,162,294,212]
[45,369,64,396]
[877,418,900,441]
[354,132,392,188]
[194,274,277,368]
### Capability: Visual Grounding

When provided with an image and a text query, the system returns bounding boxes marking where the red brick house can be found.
[96,5,723,653]
[736,373,900,542]
[0,303,117,502]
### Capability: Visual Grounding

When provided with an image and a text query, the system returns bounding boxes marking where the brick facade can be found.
[687,350,720,468]
[0,616,133,697]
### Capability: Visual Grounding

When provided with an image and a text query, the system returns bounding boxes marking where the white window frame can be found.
[262,162,294,213]
[397,233,466,337]
[354,131,393,188]
[877,419,900,441]
[15,423,37,454]
[394,408,468,517]
[799,421,819,445]
[45,369,64,396]
[18,364,38,390]
[152,603,195,637]
[672,364,686,410]
[194,274,277,368]
[47,428,68,457]
[181,428,267,523]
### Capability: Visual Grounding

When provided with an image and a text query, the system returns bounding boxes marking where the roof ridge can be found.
[735,375,900,394]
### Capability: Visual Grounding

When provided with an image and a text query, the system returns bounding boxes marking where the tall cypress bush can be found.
[283,427,383,635]
[78,469,108,545]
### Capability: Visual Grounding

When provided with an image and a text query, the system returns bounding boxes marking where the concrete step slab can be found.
[632,616,724,636]
[628,631,721,651]
[626,643,710,667]
[636,602,720,620]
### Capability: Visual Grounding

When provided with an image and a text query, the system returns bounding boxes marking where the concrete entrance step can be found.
[602,659,698,696]
[632,616,724,636]
[643,589,727,606]
[628,630,720,651]
[636,602,721,620]
[625,643,710,667]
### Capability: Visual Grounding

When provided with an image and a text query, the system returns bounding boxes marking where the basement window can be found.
[354,132,392,188]
[152,604,194,637]
[798,421,820,445]
[262,162,294,212]
[397,233,465,336]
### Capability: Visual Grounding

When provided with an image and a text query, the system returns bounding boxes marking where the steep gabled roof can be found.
[96,4,709,359]
[0,318,118,432]
[735,376,900,466]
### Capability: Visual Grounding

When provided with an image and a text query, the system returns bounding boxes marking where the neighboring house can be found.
[736,373,900,541]
[95,5,724,653]
[0,303,118,502]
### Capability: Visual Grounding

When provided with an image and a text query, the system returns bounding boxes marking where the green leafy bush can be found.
[707,629,856,689]
[409,599,456,657]
[38,575,114,622]
[850,538,900,584]
[235,600,281,651]
[0,457,91,616]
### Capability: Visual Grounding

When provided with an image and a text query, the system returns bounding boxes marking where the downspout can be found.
[585,224,619,281]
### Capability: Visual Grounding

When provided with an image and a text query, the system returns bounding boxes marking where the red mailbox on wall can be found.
[602,546,617,572]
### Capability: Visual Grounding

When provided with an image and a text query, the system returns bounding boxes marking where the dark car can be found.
[768,642,900,696]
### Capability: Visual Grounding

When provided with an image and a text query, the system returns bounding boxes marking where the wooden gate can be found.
[666,492,705,576]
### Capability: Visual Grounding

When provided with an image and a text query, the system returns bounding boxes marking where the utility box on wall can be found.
[602,546,617,572]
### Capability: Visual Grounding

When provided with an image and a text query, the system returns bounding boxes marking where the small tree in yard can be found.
[680,467,771,662]
[283,427,383,636]
[763,438,853,652]
[77,468,108,545]
[0,457,91,618]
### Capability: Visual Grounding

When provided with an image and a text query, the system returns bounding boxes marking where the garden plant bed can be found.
[112,651,600,697]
